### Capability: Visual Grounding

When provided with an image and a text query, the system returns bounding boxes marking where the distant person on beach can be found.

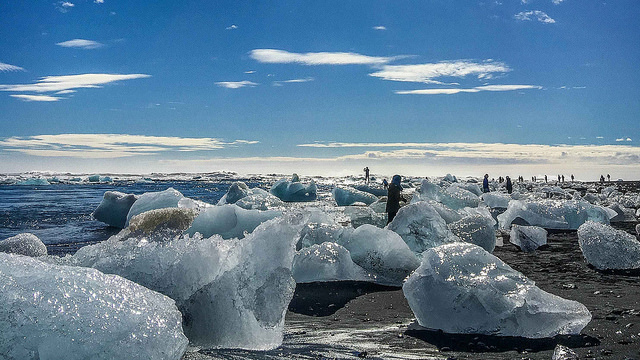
[483,174,490,193]
[506,176,513,194]
[382,178,388,190]
[557,174,561,183]
[562,175,565,183]
[364,167,370,185]
[386,175,402,224]
[571,174,575,182]
[600,175,605,183]
[607,174,611,182]
[544,175,548,183]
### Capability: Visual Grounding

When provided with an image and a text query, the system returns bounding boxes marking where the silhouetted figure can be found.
[482,174,490,193]
[600,175,605,183]
[557,174,561,182]
[544,175,548,183]
[506,176,513,194]
[561,175,565,182]
[607,174,611,182]
[571,174,575,182]
[363,167,370,185]
[382,178,388,190]
[386,175,402,224]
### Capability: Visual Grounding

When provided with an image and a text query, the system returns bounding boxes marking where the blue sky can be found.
[0,0,638,178]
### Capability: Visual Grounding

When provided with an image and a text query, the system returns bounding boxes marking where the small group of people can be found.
[484,174,513,194]
[600,174,611,183]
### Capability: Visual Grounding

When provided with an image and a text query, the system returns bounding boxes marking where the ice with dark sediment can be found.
[387,201,460,254]
[509,225,547,252]
[577,221,640,270]
[292,242,372,283]
[48,215,300,350]
[125,188,185,226]
[332,186,378,206]
[403,242,592,338]
[270,174,317,202]
[448,214,497,252]
[92,190,138,228]
[338,224,420,286]
[185,204,281,239]
[497,199,614,230]
[0,253,187,360]
[0,233,47,257]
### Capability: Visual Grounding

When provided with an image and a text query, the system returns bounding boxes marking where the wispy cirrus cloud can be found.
[56,39,104,49]
[215,80,258,89]
[0,73,151,94]
[514,10,556,23]
[250,49,396,66]
[0,62,25,72]
[56,1,74,13]
[369,60,511,84]
[272,77,314,86]
[0,134,259,158]
[395,84,542,95]
[552,0,564,4]
[10,94,62,102]
[373,26,387,30]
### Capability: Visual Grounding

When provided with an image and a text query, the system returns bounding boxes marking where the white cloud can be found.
[373,26,387,30]
[56,39,104,49]
[396,84,541,95]
[56,1,74,12]
[616,138,632,142]
[94,0,104,3]
[514,10,556,23]
[250,49,396,66]
[62,1,74,7]
[0,134,259,158]
[552,0,564,4]
[55,90,76,94]
[0,73,151,93]
[596,136,604,139]
[226,25,238,30]
[244,70,256,74]
[369,60,511,84]
[0,62,25,72]
[10,94,62,102]
[215,80,258,89]
[272,77,314,86]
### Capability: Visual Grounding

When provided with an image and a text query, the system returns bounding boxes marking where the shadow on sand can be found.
[405,322,600,353]
[288,281,400,316]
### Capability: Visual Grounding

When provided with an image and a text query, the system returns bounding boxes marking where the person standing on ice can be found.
[506,176,513,194]
[386,175,402,224]
[482,174,490,193]
[364,167,370,185]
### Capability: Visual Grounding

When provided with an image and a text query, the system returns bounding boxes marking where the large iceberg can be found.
[509,225,547,252]
[126,188,184,226]
[52,216,299,350]
[403,243,592,338]
[0,233,47,257]
[270,175,317,202]
[497,199,613,230]
[292,242,371,283]
[577,221,640,270]
[92,191,138,228]
[339,224,420,286]
[448,214,496,252]
[332,186,378,206]
[387,201,460,253]
[185,204,281,239]
[0,253,187,360]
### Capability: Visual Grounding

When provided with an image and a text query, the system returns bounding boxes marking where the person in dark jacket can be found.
[482,174,490,193]
[505,176,513,194]
[386,175,402,224]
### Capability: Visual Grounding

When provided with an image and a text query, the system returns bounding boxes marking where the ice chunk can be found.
[270,177,317,202]
[440,185,480,210]
[235,188,285,210]
[497,200,612,230]
[128,208,199,240]
[339,224,420,286]
[297,223,352,250]
[0,233,47,257]
[353,184,388,197]
[457,182,483,196]
[448,214,496,252]
[387,201,460,253]
[126,188,184,226]
[185,204,282,239]
[552,344,578,360]
[218,181,250,205]
[403,243,592,338]
[92,191,138,228]
[87,174,101,182]
[481,192,510,209]
[344,205,387,228]
[411,180,442,203]
[15,177,50,186]
[577,221,640,270]
[427,200,462,224]
[607,203,637,222]
[332,186,378,206]
[57,216,299,350]
[509,225,547,252]
[443,173,457,183]
[369,198,388,213]
[0,253,187,360]
[292,242,371,283]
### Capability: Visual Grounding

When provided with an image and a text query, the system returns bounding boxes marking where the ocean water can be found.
[0,179,265,254]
